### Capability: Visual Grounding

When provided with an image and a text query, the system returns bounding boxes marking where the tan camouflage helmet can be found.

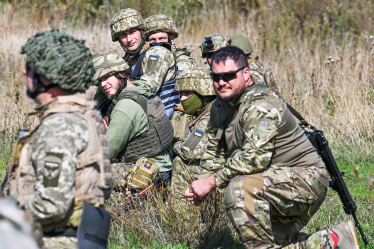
[200,33,229,57]
[144,14,179,39]
[175,68,215,96]
[92,49,130,79]
[110,8,147,42]
[228,35,254,56]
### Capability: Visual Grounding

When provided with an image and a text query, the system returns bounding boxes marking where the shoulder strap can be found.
[189,101,214,129]
[117,91,148,114]
[132,47,151,79]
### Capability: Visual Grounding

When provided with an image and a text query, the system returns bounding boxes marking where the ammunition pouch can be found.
[77,203,111,249]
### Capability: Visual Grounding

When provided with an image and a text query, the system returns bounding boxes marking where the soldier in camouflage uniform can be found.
[185,46,359,249]
[144,14,197,71]
[144,14,198,117]
[93,49,173,190]
[228,35,267,86]
[95,9,178,118]
[200,33,229,66]
[2,31,112,249]
[169,68,215,199]
[201,34,279,89]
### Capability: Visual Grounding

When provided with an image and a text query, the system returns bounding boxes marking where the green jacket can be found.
[107,81,171,172]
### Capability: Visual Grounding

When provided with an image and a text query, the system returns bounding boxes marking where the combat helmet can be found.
[92,49,130,79]
[144,14,179,39]
[175,68,215,96]
[110,8,147,42]
[21,30,97,92]
[228,35,254,56]
[200,33,229,58]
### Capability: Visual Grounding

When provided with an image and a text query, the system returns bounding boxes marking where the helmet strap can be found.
[26,72,59,99]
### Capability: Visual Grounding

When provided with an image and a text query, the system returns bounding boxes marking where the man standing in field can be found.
[185,46,359,249]
[2,30,112,248]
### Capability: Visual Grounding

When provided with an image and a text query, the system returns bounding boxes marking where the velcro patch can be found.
[150,55,158,60]
[194,130,203,137]
[144,160,153,169]
[42,154,62,187]
[260,121,269,126]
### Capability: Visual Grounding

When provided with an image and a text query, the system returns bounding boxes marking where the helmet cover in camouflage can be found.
[228,35,254,55]
[175,68,215,96]
[200,33,229,55]
[92,49,130,79]
[144,14,179,39]
[20,30,97,91]
[110,8,147,42]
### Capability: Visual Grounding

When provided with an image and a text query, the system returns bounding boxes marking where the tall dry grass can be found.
[0,1,373,247]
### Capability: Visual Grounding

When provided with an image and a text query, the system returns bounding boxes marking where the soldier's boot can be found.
[330,220,359,249]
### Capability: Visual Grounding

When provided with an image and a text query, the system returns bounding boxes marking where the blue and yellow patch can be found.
[150,55,158,60]
[194,130,203,137]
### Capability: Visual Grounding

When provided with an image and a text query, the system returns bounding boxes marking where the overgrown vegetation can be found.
[0,0,373,248]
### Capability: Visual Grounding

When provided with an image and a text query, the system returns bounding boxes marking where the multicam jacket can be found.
[200,84,325,189]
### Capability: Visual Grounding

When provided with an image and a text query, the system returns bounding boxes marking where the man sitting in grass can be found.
[185,46,359,249]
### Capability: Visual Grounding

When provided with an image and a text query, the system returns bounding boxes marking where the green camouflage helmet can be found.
[200,33,229,56]
[92,49,130,79]
[228,35,254,56]
[175,68,215,96]
[21,30,97,91]
[110,8,147,42]
[144,14,179,39]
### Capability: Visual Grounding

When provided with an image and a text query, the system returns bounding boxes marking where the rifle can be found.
[123,170,172,211]
[305,128,369,246]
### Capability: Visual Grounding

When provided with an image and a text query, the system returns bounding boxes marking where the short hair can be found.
[211,46,249,69]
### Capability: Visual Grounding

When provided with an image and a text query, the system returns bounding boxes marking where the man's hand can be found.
[184,174,216,206]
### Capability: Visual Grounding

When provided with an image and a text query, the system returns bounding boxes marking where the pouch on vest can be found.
[77,203,110,249]
[123,157,159,189]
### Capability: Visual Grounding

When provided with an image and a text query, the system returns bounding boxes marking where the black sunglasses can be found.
[210,66,246,82]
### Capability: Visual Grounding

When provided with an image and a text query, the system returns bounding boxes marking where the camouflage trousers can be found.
[225,166,334,249]
[43,236,78,249]
[170,157,209,205]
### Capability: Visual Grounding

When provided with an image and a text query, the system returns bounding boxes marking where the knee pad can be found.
[224,180,236,209]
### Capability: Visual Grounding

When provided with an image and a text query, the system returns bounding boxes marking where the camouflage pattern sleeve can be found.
[26,113,88,224]
[173,112,210,161]
[249,61,266,86]
[141,46,176,94]
[214,88,284,189]
[176,54,198,72]
[199,126,227,174]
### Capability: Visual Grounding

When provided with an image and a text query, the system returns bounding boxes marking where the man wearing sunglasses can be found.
[185,46,359,249]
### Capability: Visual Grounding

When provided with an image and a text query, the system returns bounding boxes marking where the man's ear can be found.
[243,67,251,82]
[170,35,175,42]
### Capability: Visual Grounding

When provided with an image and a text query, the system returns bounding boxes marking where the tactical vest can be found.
[3,92,112,208]
[115,91,174,163]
